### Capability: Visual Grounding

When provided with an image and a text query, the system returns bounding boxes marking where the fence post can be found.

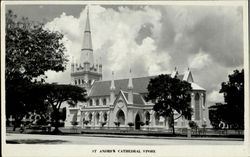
[187,128,191,138]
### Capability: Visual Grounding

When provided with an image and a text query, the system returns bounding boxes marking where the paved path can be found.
[5,133,243,145]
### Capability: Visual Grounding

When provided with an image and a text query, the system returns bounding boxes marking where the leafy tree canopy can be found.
[145,74,192,134]
[218,69,244,129]
[30,83,88,132]
[5,10,68,119]
[6,10,68,82]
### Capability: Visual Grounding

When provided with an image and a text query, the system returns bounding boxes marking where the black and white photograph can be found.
[1,1,249,157]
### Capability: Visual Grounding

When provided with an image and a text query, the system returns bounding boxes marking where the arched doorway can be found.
[135,114,141,130]
[145,111,150,125]
[116,110,125,125]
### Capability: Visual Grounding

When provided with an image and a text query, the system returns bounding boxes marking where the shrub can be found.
[83,120,89,125]
[71,121,78,126]
[101,122,106,127]
[114,122,120,127]
[127,122,134,127]
[140,122,145,126]
[189,121,198,130]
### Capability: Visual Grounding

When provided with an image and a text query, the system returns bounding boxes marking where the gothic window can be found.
[195,93,200,120]
[89,99,93,106]
[96,99,99,106]
[103,98,106,105]
[88,80,92,85]
[96,113,100,124]
[145,111,150,125]
[82,79,84,84]
[75,80,77,85]
[117,110,125,125]
[89,113,92,122]
[103,112,108,122]
[78,79,80,84]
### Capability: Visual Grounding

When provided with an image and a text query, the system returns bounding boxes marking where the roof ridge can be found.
[121,90,141,95]
[94,75,159,83]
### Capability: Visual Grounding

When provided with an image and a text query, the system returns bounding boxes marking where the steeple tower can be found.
[80,7,94,66]
[71,6,102,92]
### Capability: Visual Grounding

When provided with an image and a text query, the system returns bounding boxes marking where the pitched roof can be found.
[191,82,205,91]
[89,74,202,97]
[123,91,145,105]
[89,76,155,97]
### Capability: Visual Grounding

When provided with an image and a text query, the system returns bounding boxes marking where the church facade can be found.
[65,10,210,130]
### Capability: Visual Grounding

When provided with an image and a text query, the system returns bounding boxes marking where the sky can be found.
[6,4,244,106]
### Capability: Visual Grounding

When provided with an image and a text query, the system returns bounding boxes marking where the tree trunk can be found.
[52,108,62,134]
[172,124,175,135]
[171,114,175,135]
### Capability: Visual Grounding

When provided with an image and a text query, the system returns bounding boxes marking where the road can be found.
[5,133,243,145]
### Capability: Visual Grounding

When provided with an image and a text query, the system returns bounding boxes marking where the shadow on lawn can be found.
[6,139,68,144]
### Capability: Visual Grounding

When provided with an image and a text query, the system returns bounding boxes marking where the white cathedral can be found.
[64,9,210,130]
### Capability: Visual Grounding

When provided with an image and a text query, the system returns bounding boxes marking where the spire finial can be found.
[110,71,115,91]
[128,68,133,90]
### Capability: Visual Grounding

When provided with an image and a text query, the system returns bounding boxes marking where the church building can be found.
[65,9,210,130]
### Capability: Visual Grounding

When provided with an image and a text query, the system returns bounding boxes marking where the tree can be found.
[5,10,68,120]
[219,69,244,129]
[33,83,87,133]
[145,74,192,135]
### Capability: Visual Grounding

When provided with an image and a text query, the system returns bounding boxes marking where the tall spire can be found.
[80,6,94,65]
[128,69,133,90]
[110,71,116,91]
[128,69,133,104]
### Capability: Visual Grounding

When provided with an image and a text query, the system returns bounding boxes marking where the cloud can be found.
[188,49,212,70]
[42,4,244,106]
[157,5,243,68]
[207,90,224,104]
[44,5,168,82]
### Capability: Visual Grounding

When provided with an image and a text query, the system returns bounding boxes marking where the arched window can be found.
[88,80,92,85]
[117,110,125,125]
[103,112,108,122]
[89,113,92,122]
[195,93,200,120]
[78,79,80,84]
[89,99,93,106]
[82,79,84,84]
[103,98,106,105]
[96,99,99,106]
[145,111,150,125]
[96,113,100,125]
[75,80,77,85]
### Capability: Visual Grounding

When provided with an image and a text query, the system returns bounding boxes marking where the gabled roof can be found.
[89,76,156,97]
[89,74,202,97]
[123,91,145,105]
[191,82,205,91]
